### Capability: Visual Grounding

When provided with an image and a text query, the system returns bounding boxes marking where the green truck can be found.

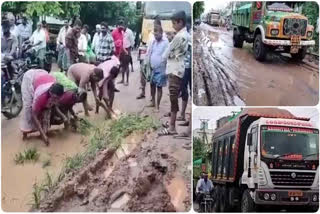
[232,2,315,61]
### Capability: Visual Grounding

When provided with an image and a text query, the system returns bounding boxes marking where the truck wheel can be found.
[220,187,229,212]
[241,189,256,212]
[291,47,307,61]
[233,29,244,48]
[253,34,267,61]
[213,186,221,212]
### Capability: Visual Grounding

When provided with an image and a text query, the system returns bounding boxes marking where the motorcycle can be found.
[21,40,54,72]
[1,59,25,119]
[200,192,214,213]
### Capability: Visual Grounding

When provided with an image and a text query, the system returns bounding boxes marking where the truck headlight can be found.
[264,193,270,200]
[271,193,277,201]
[271,29,279,36]
[258,167,267,186]
[312,194,318,202]
[307,31,313,38]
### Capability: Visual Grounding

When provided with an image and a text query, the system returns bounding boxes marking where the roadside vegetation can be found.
[29,114,159,209]
[14,148,40,164]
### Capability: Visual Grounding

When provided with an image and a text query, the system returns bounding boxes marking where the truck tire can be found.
[241,189,256,212]
[220,187,229,212]
[291,47,307,61]
[253,34,267,61]
[213,186,221,212]
[233,29,244,48]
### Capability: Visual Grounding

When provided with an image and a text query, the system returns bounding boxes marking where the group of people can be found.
[137,11,192,137]
[2,10,192,145]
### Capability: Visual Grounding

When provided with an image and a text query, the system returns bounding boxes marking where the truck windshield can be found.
[144,1,191,19]
[266,2,294,12]
[261,127,319,160]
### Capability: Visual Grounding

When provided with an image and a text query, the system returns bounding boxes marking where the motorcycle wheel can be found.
[2,88,23,119]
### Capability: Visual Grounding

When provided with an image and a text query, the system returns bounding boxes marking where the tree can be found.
[193,137,206,161]
[193,1,204,21]
[302,2,319,52]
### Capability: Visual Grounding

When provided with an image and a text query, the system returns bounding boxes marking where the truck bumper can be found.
[263,39,315,46]
[255,189,319,206]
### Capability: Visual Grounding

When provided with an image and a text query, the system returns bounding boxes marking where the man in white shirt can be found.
[92,24,101,54]
[78,26,88,63]
[17,16,32,49]
[30,22,46,69]
[56,20,70,71]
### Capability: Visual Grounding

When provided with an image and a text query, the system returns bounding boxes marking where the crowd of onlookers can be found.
[1,10,191,146]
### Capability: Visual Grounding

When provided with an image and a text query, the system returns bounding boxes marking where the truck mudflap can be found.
[255,189,319,206]
[263,38,315,46]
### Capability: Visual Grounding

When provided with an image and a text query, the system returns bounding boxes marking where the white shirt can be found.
[56,26,70,46]
[92,32,100,52]
[123,28,135,49]
[162,27,189,78]
[17,23,32,39]
[78,33,88,56]
[30,29,46,51]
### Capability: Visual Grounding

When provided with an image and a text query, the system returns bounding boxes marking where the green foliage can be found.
[42,159,51,168]
[31,183,42,209]
[193,1,205,21]
[302,2,319,52]
[193,137,206,161]
[14,148,40,165]
[64,153,85,173]
[78,118,94,135]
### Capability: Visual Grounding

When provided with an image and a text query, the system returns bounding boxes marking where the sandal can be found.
[179,121,189,127]
[162,121,169,128]
[164,112,171,117]
[136,94,145,99]
[158,128,177,136]
[176,116,186,121]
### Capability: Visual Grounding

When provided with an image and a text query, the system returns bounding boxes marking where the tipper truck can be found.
[211,108,319,212]
[232,2,315,61]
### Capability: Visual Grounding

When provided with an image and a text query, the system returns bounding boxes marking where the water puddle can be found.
[110,193,130,210]
[165,175,187,212]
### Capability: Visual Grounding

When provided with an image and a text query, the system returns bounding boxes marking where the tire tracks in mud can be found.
[193,27,244,106]
[38,132,190,212]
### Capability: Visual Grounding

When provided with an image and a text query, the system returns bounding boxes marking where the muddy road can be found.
[193,23,319,106]
[1,51,191,212]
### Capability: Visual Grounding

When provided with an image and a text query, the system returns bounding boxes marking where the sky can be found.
[193,107,319,130]
[204,1,230,13]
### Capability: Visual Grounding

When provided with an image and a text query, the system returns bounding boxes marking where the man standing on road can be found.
[92,24,101,54]
[56,20,70,71]
[67,63,104,116]
[65,19,82,69]
[96,22,114,63]
[159,11,189,136]
[30,22,46,69]
[146,23,169,110]
[123,21,134,71]
[112,19,124,58]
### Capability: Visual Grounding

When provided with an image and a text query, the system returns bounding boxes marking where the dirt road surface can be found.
[1,51,191,212]
[193,23,319,106]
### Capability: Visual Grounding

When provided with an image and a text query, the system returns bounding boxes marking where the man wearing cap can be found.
[57,20,70,71]
[92,24,101,55]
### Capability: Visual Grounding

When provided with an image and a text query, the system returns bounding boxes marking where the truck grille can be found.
[283,18,307,36]
[270,171,315,186]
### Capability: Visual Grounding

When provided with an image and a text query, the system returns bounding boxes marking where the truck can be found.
[206,10,220,26]
[136,1,191,62]
[232,2,315,61]
[211,108,319,212]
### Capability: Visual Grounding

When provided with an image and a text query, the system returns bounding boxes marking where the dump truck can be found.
[206,10,220,26]
[211,108,319,212]
[232,2,315,61]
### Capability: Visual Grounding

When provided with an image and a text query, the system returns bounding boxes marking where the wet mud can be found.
[193,23,319,106]
[39,132,190,212]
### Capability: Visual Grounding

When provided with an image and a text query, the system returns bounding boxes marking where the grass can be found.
[42,159,51,168]
[14,148,40,165]
[31,114,159,209]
